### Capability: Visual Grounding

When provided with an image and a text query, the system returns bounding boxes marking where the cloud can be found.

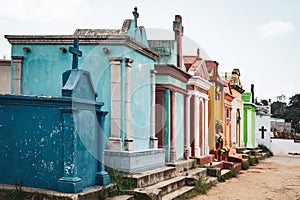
[0,0,88,22]
[257,20,295,38]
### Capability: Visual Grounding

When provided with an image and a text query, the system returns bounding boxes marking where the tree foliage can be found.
[272,93,300,133]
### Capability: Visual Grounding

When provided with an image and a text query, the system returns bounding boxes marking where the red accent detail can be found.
[155,89,165,148]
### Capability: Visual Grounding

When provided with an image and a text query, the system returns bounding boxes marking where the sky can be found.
[0,0,299,103]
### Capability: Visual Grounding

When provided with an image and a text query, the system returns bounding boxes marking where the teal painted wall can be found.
[148,40,177,65]
[175,92,184,160]
[0,94,106,192]
[11,42,155,151]
[156,75,186,90]
[164,89,170,162]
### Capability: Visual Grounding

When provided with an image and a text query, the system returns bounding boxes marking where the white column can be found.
[247,109,252,148]
[204,98,209,155]
[12,56,23,94]
[187,94,191,156]
[231,99,237,148]
[124,58,134,151]
[107,57,122,151]
[200,98,205,156]
[194,96,200,157]
[150,70,158,148]
[240,103,245,147]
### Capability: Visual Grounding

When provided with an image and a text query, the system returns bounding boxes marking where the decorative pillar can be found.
[194,96,200,157]
[58,108,83,193]
[124,58,134,151]
[150,70,158,148]
[200,99,205,156]
[170,90,176,163]
[184,94,190,159]
[240,106,245,147]
[155,87,165,148]
[12,56,23,94]
[107,57,122,151]
[204,99,209,155]
[247,109,252,148]
[96,110,110,186]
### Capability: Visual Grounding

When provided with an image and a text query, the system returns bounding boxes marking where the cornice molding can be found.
[5,35,159,60]
[155,64,191,83]
[187,76,212,91]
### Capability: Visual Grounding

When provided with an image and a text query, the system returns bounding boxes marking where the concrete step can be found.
[134,176,186,199]
[220,169,230,176]
[162,186,194,200]
[129,166,176,188]
[194,154,215,165]
[106,195,134,200]
[166,159,196,173]
[182,167,207,179]
[206,177,218,185]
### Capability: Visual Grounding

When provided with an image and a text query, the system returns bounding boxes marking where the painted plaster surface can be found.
[174,92,184,160]
[0,95,105,191]
[10,40,155,151]
[104,149,165,174]
[0,60,11,94]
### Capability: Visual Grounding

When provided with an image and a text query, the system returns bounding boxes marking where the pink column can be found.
[184,94,190,159]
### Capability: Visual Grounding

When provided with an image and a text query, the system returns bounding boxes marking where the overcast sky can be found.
[0,0,299,103]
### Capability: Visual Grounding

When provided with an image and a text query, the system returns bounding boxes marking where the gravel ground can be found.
[192,155,300,200]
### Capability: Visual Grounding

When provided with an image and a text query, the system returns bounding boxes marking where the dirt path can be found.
[192,155,300,200]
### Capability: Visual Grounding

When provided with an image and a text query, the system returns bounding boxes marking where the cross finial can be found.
[69,38,82,70]
[132,7,139,28]
[173,15,184,36]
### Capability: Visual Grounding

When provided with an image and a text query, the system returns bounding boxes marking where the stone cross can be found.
[132,7,139,28]
[259,126,267,139]
[173,15,184,36]
[69,38,82,70]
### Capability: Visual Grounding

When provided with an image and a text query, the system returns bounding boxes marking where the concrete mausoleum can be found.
[0,39,110,193]
[4,8,164,177]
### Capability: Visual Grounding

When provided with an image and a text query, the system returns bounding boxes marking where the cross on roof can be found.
[132,7,139,28]
[259,126,267,139]
[69,38,82,70]
[173,15,184,36]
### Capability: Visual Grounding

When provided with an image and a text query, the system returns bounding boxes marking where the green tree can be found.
[272,93,300,133]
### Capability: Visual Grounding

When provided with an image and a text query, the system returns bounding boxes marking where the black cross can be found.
[132,7,139,28]
[259,126,267,139]
[69,38,82,70]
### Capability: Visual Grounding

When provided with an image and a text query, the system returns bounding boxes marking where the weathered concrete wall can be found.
[0,94,104,192]
[0,59,11,94]
[271,138,300,155]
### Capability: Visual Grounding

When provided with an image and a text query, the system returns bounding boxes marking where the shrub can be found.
[249,156,259,166]
[242,161,250,170]
[258,144,274,157]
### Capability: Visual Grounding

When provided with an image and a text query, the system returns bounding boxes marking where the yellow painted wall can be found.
[208,83,224,150]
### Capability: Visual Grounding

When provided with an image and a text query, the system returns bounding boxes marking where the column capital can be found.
[125,58,134,67]
[109,57,122,64]
[12,56,24,62]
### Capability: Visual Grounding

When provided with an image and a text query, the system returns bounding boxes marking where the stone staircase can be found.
[127,159,217,200]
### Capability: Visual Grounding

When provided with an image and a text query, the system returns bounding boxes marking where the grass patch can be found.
[249,156,259,166]
[258,144,274,157]
[105,167,135,198]
[175,177,215,199]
